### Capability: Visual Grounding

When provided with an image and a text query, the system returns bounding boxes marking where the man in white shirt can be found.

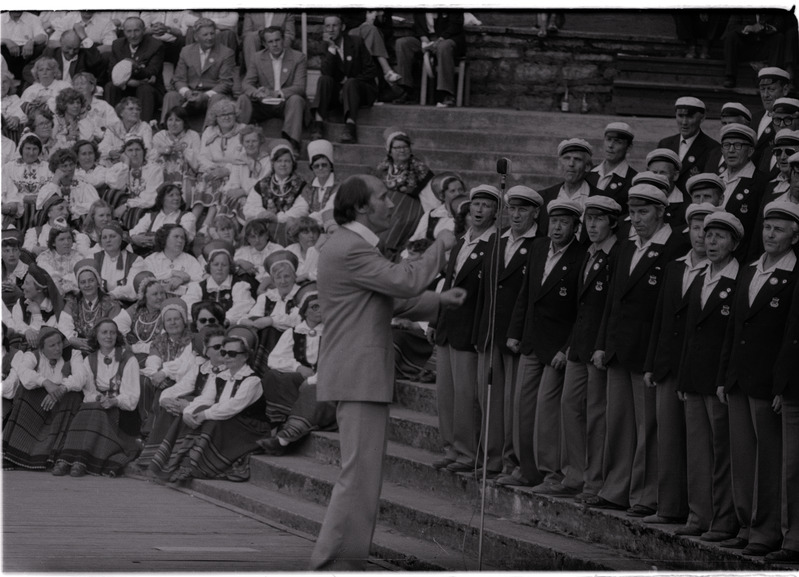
[586,122,637,214]
[1,11,47,84]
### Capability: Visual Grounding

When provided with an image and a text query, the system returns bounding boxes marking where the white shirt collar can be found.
[705,258,740,283]
[591,159,630,179]
[206,276,232,291]
[721,161,756,183]
[311,173,335,189]
[751,250,797,275]
[343,221,380,247]
[502,223,538,241]
[294,321,324,336]
[465,226,497,245]
[633,223,672,250]
[588,234,617,256]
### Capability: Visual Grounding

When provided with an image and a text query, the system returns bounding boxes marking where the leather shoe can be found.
[532,483,580,497]
[765,548,799,562]
[583,495,626,510]
[643,514,686,524]
[70,462,87,477]
[466,468,501,480]
[719,537,748,549]
[256,436,288,456]
[675,525,704,536]
[742,543,776,556]
[700,530,736,542]
[432,457,454,470]
[310,120,324,141]
[340,123,357,144]
[494,474,534,487]
[626,505,656,517]
[52,461,70,477]
[446,462,474,473]
[574,492,596,503]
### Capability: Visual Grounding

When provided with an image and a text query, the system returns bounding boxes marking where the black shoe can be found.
[700,530,736,542]
[675,525,704,536]
[256,436,288,456]
[765,548,799,563]
[626,504,656,517]
[742,543,776,557]
[446,462,474,473]
[583,495,626,510]
[52,461,70,477]
[310,120,324,141]
[340,123,357,144]
[393,87,413,105]
[719,537,748,549]
[432,457,454,470]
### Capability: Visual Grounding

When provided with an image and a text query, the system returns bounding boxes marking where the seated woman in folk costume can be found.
[219,125,270,223]
[35,148,101,229]
[257,282,335,455]
[51,318,141,477]
[233,218,282,286]
[148,325,270,483]
[238,140,309,246]
[2,232,28,311]
[136,325,225,469]
[105,134,164,230]
[182,240,257,326]
[3,327,85,470]
[141,224,203,298]
[74,141,111,198]
[51,87,97,152]
[98,97,153,167]
[5,264,64,352]
[129,182,197,254]
[305,139,339,232]
[80,199,114,254]
[24,196,91,258]
[6,132,52,231]
[286,217,321,283]
[239,250,302,373]
[35,219,85,297]
[92,222,145,305]
[138,298,198,439]
[58,259,122,356]
[148,105,201,185]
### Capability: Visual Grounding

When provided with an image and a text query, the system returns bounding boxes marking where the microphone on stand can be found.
[496,157,512,192]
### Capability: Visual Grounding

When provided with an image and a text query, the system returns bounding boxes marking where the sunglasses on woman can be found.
[197,317,217,325]
[220,349,247,357]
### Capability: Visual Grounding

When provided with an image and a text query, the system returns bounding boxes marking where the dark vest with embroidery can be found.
[291,331,319,371]
[33,349,72,379]
[426,213,441,241]
[94,251,137,292]
[213,373,267,420]
[88,347,134,396]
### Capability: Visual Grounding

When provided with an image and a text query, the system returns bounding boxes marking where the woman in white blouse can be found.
[35,148,100,226]
[130,182,196,250]
[51,318,141,477]
[72,72,119,139]
[105,134,163,230]
[7,265,64,351]
[92,222,145,303]
[198,98,245,172]
[148,105,201,184]
[98,96,153,166]
[148,325,270,483]
[23,196,90,258]
[19,57,70,115]
[73,140,110,194]
[6,132,52,230]
[221,125,270,213]
[51,87,96,151]
[142,224,203,297]
[286,216,321,283]
[35,221,84,296]
[2,327,85,470]
[233,218,282,285]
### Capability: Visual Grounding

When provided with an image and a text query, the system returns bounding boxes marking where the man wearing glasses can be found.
[752,67,791,169]
[758,97,799,176]
[718,123,770,257]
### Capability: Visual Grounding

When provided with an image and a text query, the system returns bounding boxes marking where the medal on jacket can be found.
[648,274,658,286]
[559,287,567,297]
[771,297,780,308]
[721,304,730,316]
[595,281,603,292]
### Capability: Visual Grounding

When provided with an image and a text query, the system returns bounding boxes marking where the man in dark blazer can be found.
[238,25,306,154]
[104,16,164,122]
[394,11,465,107]
[757,96,799,176]
[645,148,690,229]
[433,184,498,474]
[161,19,235,127]
[311,15,378,144]
[560,195,620,500]
[643,203,714,524]
[658,97,721,193]
[473,185,542,481]
[751,68,791,170]
[505,199,586,492]
[39,30,105,86]
[586,122,637,215]
[310,175,463,570]
[716,200,799,556]
[588,184,689,514]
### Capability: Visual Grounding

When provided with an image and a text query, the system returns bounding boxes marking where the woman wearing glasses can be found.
[305,139,339,232]
[149,325,269,483]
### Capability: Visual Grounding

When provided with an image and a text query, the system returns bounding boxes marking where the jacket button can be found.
[740,340,746,345]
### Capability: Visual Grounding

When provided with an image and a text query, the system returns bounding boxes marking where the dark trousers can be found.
[312,75,377,123]
[2,43,46,92]
[723,30,785,77]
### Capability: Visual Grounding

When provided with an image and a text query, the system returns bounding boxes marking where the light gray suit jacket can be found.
[173,41,235,95]
[317,226,444,403]
[242,47,307,100]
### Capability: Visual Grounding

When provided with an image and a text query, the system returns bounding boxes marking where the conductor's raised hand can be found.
[435,229,456,251]
[439,287,467,309]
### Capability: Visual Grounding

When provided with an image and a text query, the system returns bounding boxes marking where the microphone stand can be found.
[477,159,509,570]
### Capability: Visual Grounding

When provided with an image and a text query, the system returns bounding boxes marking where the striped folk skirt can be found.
[3,388,83,470]
[55,403,142,476]
[102,188,150,231]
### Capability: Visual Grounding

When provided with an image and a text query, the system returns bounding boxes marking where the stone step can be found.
[388,405,443,453]
[613,80,762,118]
[183,477,479,571]
[616,54,760,89]
[395,379,438,416]
[295,430,772,572]
[241,453,657,571]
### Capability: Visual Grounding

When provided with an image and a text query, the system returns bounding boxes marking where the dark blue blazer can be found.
[657,130,721,192]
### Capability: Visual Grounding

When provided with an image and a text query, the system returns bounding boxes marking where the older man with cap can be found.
[677,210,744,541]
[752,67,791,156]
[586,122,637,214]
[718,123,770,256]
[433,184,499,475]
[473,184,543,481]
[716,200,799,556]
[759,97,799,175]
[686,173,726,207]
[587,184,688,513]
[720,102,753,127]
[310,175,464,570]
[645,148,689,227]
[642,203,714,524]
[539,138,600,237]
[161,19,235,128]
[560,195,621,501]
[505,199,586,493]
[658,97,721,192]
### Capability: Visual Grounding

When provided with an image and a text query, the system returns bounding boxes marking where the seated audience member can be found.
[74,141,110,194]
[72,73,118,138]
[258,282,336,455]
[182,240,257,325]
[149,106,201,185]
[657,97,721,192]
[58,260,122,355]
[673,12,729,60]
[720,102,753,126]
[55,11,116,55]
[586,122,637,214]
[241,12,296,70]
[286,217,322,283]
[105,16,165,122]
[722,11,791,87]
[6,132,52,231]
[407,172,466,247]
[198,11,238,53]
[220,126,271,217]
[142,225,203,298]
[677,210,743,542]
[310,15,378,144]
[305,139,338,230]
[5,265,64,352]
[149,325,270,483]
[139,10,196,79]
[240,140,309,246]
[22,106,57,163]
[2,327,84,470]
[2,234,28,309]
[2,69,26,133]
[92,222,145,303]
[19,57,70,115]
[36,148,100,227]
[98,97,153,166]
[113,272,166,358]
[376,127,435,261]
[40,30,105,86]
[197,98,245,172]
[752,69,792,169]
[161,18,235,128]
[129,183,196,251]
[23,196,90,258]
[238,26,307,156]
[394,11,465,108]
[36,220,85,296]
[51,318,141,477]
[79,200,113,253]
[1,11,48,86]
[105,134,163,230]
[233,219,282,283]
[343,10,401,86]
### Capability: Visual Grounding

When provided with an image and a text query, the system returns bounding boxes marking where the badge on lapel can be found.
[736,193,744,201]
[559,287,568,297]
[719,290,729,299]
[770,277,778,285]
[771,297,780,308]
[740,204,748,214]
[522,265,527,275]
[766,126,772,135]
[743,189,749,195]
[690,166,699,176]
[721,304,730,316]
[282,67,288,73]
[688,156,695,164]
[520,248,527,255]
[610,182,618,189]
[647,250,659,259]
[593,262,600,271]
[648,274,658,286]
[470,253,477,260]
[346,55,352,61]
[595,281,603,292]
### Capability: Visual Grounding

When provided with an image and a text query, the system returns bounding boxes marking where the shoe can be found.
[532,483,580,497]
[70,462,87,477]
[494,474,535,487]
[446,462,474,473]
[719,537,748,549]
[256,436,288,456]
[700,530,736,542]
[723,76,736,88]
[675,525,704,536]
[436,95,455,108]
[466,468,501,480]
[584,495,626,510]
[52,461,70,477]
[642,514,686,524]
[574,492,596,503]
[169,467,192,483]
[384,70,401,83]
[742,543,776,556]
[310,120,324,141]
[340,123,357,144]
[432,457,454,470]
[765,548,799,562]
[626,505,656,517]
[393,87,413,105]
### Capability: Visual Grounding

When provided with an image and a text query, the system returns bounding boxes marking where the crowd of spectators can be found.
[2,8,799,565]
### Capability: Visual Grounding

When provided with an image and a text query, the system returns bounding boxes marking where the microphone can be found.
[496,157,511,192]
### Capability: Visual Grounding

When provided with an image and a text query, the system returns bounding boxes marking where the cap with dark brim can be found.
[469,184,501,203]
[675,96,706,113]
[583,195,622,216]
[547,199,583,218]
[763,200,799,225]
[704,211,745,240]
[686,172,725,195]
[720,102,753,122]
[628,184,669,207]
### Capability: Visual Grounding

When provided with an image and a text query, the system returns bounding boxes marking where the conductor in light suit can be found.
[310,175,465,570]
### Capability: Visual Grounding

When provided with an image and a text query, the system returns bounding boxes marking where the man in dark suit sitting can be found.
[311,15,378,145]
[658,97,721,193]
[36,30,105,87]
[105,16,164,122]
[161,18,235,128]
